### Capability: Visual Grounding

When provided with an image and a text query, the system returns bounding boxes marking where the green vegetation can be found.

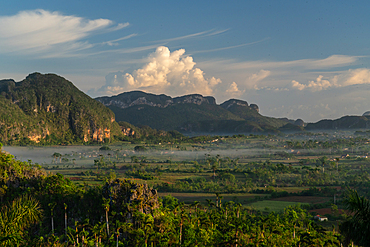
[306,115,370,130]
[249,200,309,212]
[2,129,370,245]
[97,91,301,133]
[2,74,370,246]
[0,144,344,246]
[0,73,122,145]
[340,189,370,246]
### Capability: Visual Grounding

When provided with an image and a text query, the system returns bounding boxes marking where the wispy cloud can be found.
[149,29,229,43]
[192,37,270,54]
[85,44,165,57]
[0,9,127,57]
[218,55,359,71]
[101,33,138,46]
[107,22,129,31]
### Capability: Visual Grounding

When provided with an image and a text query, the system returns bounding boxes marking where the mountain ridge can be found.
[96,91,303,134]
[2,72,369,145]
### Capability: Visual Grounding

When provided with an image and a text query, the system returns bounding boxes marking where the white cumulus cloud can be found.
[0,9,127,56]
[96,46,223,96]
[291,68,370,91]
[226,81,244,97]
[291,75,335,91]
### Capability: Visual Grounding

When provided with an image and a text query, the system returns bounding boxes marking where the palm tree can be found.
[179,210,188,246]
[114,220,126,247]
[103,198,110,236]
[48,202,56,234]
[91,222,105,247]
[335,157,340,179]
[74,220,80,245]
[52,152,61,163]
[340,189,370,246]
[0,195,42,246]
[64,203,68,236]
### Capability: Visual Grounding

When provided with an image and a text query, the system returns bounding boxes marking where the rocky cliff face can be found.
[97,91,305,133]
[220,99,249,109]
[249,104,259,113]
[0,73,122,144]
[96,91,216,109]
[173,94,216,105]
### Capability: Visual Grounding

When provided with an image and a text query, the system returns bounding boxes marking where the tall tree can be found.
[103,198,110,236]
[340,189,370,246]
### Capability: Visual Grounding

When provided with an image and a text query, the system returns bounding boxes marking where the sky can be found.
[1,1,370,123]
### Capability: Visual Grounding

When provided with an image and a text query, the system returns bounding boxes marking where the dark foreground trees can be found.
[340,189,370,246]
[0,143,344,246]
[0,195,42,246]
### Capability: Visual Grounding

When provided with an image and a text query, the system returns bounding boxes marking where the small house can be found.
[314,215,328,221]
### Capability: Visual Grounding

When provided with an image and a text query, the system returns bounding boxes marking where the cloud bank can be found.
[0,9,127,57]
[291,68,370,91]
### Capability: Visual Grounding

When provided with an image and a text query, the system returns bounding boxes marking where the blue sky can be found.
[1,1,370,122]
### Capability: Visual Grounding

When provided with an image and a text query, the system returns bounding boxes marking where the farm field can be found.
[249,200,310,212]
[271,196,331,204]
[157,192,269,204]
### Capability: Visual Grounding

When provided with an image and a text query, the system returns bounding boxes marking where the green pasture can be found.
[248,200,309,212]
[158,192,269,205]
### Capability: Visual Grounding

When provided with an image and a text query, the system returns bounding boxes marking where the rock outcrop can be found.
[220,99,249,109]
[250,104,259,113]
[96,91,216,109]
[97,91,303,134]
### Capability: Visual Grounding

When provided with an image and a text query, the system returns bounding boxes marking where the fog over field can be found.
[2,145,278,165]
[2,146,100,164]
[1,130,361,166]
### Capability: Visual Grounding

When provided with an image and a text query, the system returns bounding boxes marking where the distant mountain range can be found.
[1,72,369,145]
[96,91,304,134]
[306,115,370,130]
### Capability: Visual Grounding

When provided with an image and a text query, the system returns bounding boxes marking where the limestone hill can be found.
[96,91,303,134]
[0,73,122,145]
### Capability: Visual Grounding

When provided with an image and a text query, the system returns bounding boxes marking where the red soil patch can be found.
[271,196,330,204]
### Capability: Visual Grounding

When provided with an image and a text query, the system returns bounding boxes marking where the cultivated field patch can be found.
[249,200,309,212]
[158,192,268,204]
[271,196,331,204]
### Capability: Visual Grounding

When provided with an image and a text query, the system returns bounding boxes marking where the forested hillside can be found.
[0,73,122,145]
[306,115,370,130]
[96,91,301,134]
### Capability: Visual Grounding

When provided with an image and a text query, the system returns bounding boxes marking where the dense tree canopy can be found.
[0,143,363,246]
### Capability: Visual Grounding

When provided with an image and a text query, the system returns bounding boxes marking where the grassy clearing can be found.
[158,192,269,204]
[248,200,309,212]
[271,196,331,204]
[277,186,311,193]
